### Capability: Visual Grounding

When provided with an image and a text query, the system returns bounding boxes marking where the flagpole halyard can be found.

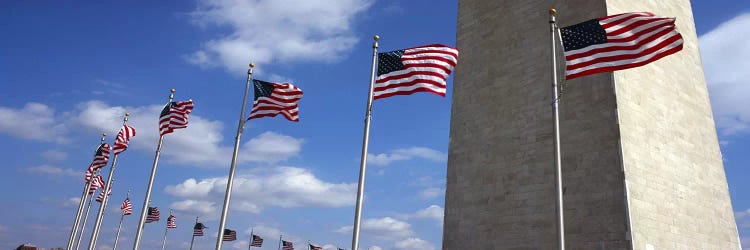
[88,113,130,250]
[351,35,379,250]
[133,89,175,250]
[550,8,566,250]
[67,133,106,250]
[113,189,130,250]
[215,63,255,250]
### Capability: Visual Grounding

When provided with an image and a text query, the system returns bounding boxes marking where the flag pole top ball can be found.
[374,35,380,41]
[249,63,255,68]
[550,8,556,15]
[125,112,130,116]
[170,88,175,93]
[102,132,106,136]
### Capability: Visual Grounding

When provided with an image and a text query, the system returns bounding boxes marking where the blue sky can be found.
[0,1,748,250]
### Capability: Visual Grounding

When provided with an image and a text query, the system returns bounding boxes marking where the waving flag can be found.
[309,244,322,250]
[166,215,176,228]
[222,229,236,241]
[85,143,110,182]
[246,79,303,122]
[112,125,136,155]
[159,100,194,136]
[95,182,112,203]
[250,234,263,247]
[560,12,683,79]
[374,44,459,100]
[193,222,207,236]
[121,198,132,215]
[88,175,104,195]
[145,207,160,223]
[282,240,294,250]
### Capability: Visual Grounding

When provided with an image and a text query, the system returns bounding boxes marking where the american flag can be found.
[85,143,110,182]
[308,244,322,250]
[166,215,176,228]
[112,124,136,155]
[193,222,207,236]
[246,79,303,122]
[89,175,104,195]
[121,198,132,215]
[145,207,160,223]
[222,229,237,241]
[282,240,294,250]
[374,44,458,100]
[159,100,194,136]
[560,12,683,80]
[95,182,112,203]
[250,234,263,247]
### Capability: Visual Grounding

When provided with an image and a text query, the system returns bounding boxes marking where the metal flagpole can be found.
[75,184,97,250]
[189,216,198,250]
[351,35,379,250]
[133,89,175,250]
[67,133,106,250]
[113,189,131,250]
[277,235,282,250]
[161,209,172,250]
[250,228,255,249]
[88,113,129,250]
[92,178,115,244]
[215,63,254,250]
[549,8,565,250]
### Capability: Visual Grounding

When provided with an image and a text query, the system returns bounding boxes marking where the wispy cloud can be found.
[0,103,69,143]
[368,147,447,166]
[24,164,79,178]
[184,0,372,74]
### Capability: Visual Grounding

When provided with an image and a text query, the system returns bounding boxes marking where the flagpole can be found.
[88,113,129,250]
[549,8,565,250]
[189,216,198,250]
[113,189,130,250]
[67,133,106,250]
[133,89,175,250]
[351,35,379,250]
[161,209,172,250]
[249,228,254,249]
[75,186,97,250]
[215,62,255,250]
[278,235,282,250]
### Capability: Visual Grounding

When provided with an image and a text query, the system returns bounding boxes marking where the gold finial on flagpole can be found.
[125,112,130,117]
[374,35,379,41]
[550,8,556,15]
[249,63,255,68]
[170,88,175,93]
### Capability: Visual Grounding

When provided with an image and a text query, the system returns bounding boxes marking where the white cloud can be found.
[185,0,372,73]
[700,13,750,136]
[244,224,283,239]
[64,197,81,208]
[41,149,68,162]
[411,205,444,223]
[368,147,447,166]
[0,103,69,143]
[71,100,303,167]
[418,187,445,200]
[232,240,249,249]
[167,167,355,218]
[368,246,383,250]
[394,237,435,250]
[336,217,414,240]
[736,208,750,229]
[25,164,80,178]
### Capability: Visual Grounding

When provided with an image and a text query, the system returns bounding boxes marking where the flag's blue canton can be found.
[377,50,405,76]
[560,19,608,51]
[160,102,176,117]
[253,79,275,101]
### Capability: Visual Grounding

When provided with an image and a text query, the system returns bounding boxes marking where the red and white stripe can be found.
[167,215,176,228]
[89,175,104,195]
[564,12,684,79]
[85,143,110,183]
[95,181,112,202]
[121,198,133,215]
[112,125,136,155]
[374,44,458,100]
[247,83,303,122]
[159,100,194,136]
